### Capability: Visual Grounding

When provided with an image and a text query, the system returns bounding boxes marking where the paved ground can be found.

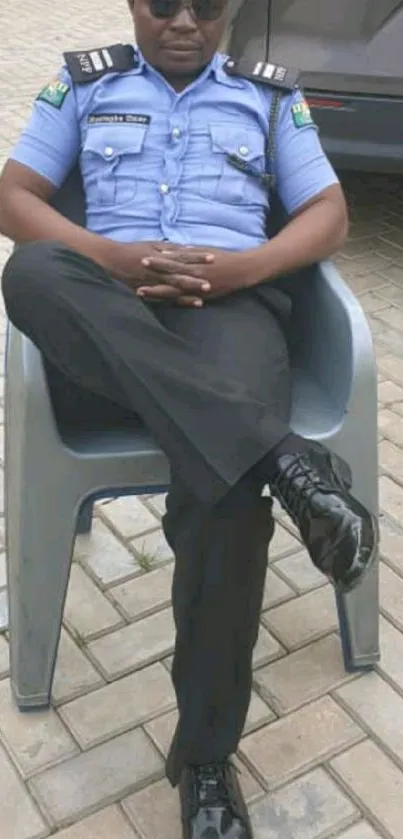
[2,2,403,838]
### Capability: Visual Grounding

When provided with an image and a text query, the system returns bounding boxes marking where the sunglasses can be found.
[148,0,227,20]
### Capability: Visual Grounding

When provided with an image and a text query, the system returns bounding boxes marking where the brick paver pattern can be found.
[1,2,403,838]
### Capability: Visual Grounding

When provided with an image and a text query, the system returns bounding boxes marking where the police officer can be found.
[0,1,377,837]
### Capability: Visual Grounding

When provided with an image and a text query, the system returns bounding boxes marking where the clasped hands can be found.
[136,243,257,306]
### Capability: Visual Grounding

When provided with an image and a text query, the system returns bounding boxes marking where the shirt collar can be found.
[132,48,244,88]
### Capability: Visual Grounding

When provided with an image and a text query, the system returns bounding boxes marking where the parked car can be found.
[224,0,403,174]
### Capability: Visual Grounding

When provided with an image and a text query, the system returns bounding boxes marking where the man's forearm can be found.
[248,190,349,286]
[0,186,123,276]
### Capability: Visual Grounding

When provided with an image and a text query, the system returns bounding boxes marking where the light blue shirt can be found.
[10,50,338,251]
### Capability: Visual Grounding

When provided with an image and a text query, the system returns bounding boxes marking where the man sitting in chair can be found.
[0,1,377,837]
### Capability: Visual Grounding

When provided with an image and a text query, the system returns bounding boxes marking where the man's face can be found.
[128,0,228,84]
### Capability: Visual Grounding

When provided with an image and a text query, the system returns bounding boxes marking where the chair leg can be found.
[77,499,93,535]
[336,558,380,672]
[7,489,77,710]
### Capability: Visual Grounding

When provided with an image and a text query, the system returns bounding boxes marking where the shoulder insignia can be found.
[224,56,300,91]
[36,79,70,109]
[63,43,137,83]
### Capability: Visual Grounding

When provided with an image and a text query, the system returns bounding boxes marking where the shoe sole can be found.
[324,452,379,595]
[331,512,379,595]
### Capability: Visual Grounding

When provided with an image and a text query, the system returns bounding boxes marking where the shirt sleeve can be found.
[9,67,80,188]
[274,88,339,215]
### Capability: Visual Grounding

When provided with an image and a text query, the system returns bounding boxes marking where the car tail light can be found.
[306,97,346,109]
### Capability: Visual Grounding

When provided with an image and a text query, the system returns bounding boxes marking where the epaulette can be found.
[224,56,300,91]
[63,43,138,83]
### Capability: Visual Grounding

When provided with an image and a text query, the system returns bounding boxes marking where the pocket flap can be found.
[209,123,265,161]
[83,125,147,159]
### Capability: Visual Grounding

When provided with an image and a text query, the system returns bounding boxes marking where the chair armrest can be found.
[318,260,377,416]
[289,260,377,422]
[5,323,60,440]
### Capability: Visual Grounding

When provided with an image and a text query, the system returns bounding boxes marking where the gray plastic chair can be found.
[4,167,379,710]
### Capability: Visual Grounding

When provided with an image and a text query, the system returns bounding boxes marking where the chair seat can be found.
[62,423,159,457]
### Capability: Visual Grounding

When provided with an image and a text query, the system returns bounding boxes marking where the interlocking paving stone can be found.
[261,568,295,610]
[0,740,47,839]
[29,729,163,828]
[240,695,363,790]
[269,523,302,559]
[52,629,104,706]
[379,561,403,630]
[0,588,8,631]
[0,679,78,778]
[378,353,403,385]
[0,633,9,679]
[334,823,382,839]
[59,663,175,749]
[347,273,387,295]
[359,292,391,316]
[262,585,337,650]
[379,515,403,576]
[249,768,357,839]
[377,614,403,693]
[254,634,354,714]
[379,440,403,484]
[109,565,174,621]
[378,379,403,404]
[379,415,403,449]
[50,805,138,839]
[378,408,400,433]
[252,624,284,668]
[88,608,175,679]
[336,672,403,767]
[130,528,174,567]
[0,551,6,588]
[64,565,124,641]
[144,494,167,518]
[244,691,276,734]
[331,740,403,839]
[122,778,181,839]
[99,496,160,539]
[75,519,141,587]
[273,551,325,593]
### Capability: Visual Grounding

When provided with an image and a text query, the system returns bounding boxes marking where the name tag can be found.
[88,113,151,125]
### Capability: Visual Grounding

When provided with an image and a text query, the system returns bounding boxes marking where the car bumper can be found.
[306,91,403,174]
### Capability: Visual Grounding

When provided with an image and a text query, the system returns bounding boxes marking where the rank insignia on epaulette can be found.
[64,43,137,83]
[224,57,300,91]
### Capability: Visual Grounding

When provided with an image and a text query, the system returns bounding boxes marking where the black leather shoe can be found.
[271,446,378,593]
[179,760,253,839]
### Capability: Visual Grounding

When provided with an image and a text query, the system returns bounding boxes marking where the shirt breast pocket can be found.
[201,124,266,205]
[80,125,147,206]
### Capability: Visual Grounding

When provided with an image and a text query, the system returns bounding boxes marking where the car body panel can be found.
[225,0,403,171]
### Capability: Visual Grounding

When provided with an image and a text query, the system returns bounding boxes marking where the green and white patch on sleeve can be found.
[36,79,70,109]
[291,99,314,128]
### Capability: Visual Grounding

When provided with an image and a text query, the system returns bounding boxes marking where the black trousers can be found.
[2,241,292,785]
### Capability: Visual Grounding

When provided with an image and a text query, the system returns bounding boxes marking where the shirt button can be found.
[172,128,181,139]
[104,146,114,157]
[239,145,249,156]
[160,183,170,194]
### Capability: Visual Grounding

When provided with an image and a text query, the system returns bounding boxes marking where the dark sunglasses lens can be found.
[193,0,226,19]
[149,0,182,17]
[148,0,225,18]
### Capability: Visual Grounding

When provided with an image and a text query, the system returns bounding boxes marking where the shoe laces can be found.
[273,454,339,524]
[194,761,238,810]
